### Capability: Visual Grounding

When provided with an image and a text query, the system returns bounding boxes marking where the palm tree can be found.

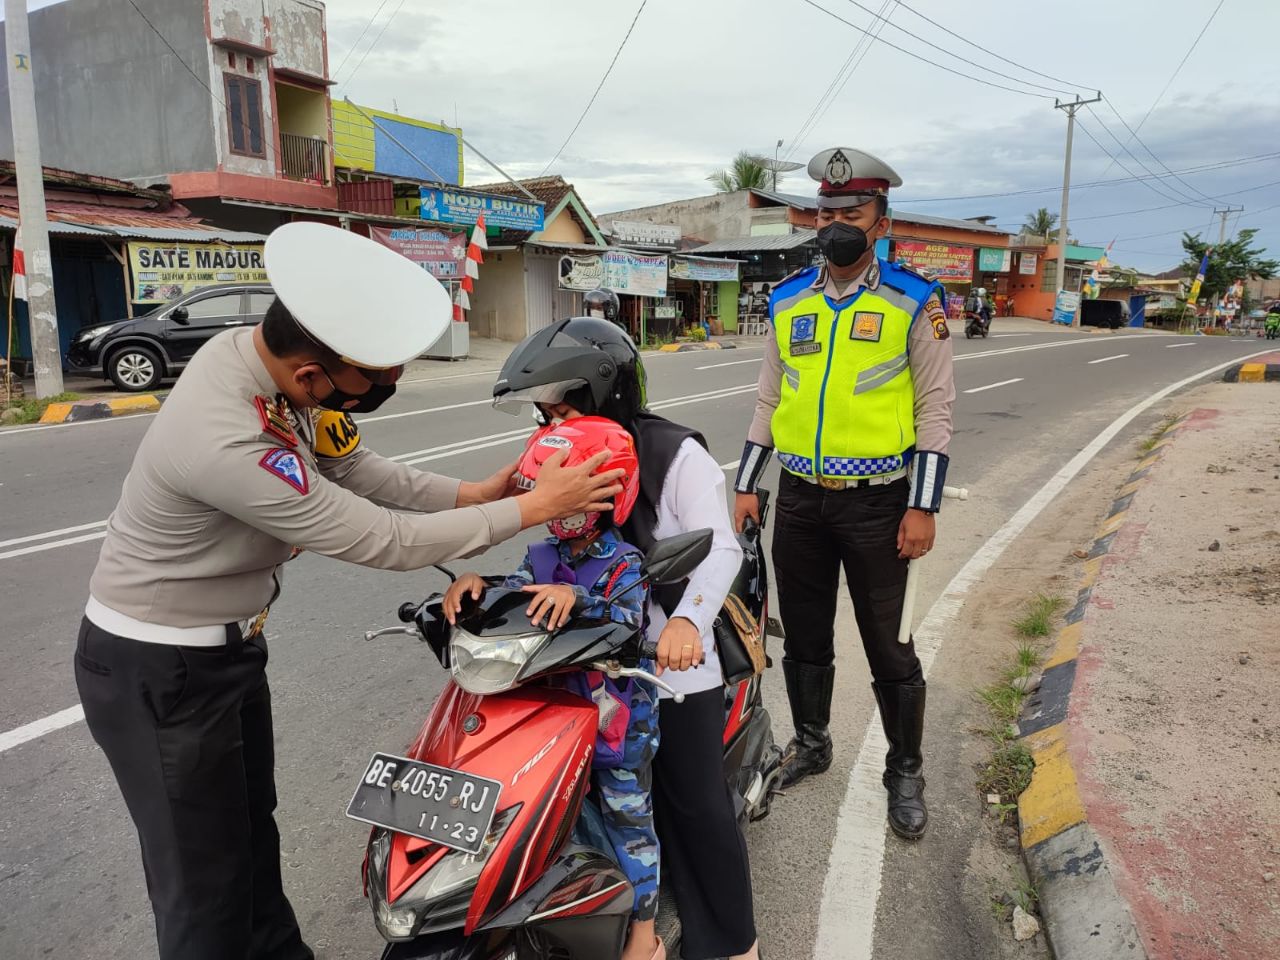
[1023,207,1058,237]
[708,151,772,193]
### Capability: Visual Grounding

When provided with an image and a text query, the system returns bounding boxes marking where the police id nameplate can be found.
[347,752,501,854]
[791,342,822,355]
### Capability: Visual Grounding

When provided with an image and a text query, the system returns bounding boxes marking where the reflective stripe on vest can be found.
[770,280,918,479]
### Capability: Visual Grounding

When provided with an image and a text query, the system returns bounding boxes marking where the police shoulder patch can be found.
[925,295,950,341]
[313,411,361,459]
[895,261,937,284]
[259,448,310,494]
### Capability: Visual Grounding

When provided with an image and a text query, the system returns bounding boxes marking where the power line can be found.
[126,0,259,153]
[1095,0,1226,179]
[1098,95,1225,205]
[783,0,894,160]
[891,0,1094,93]
[331,0,393,83]
[798,0,1055,100]
[1075,116,1216,208]
[540,0,648,176]
[836,0,1082,96]
[342,0,408,89]
[1081,106,1209,207]
[1064,178,1280,224]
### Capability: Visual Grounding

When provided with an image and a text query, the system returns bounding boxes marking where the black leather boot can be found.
[777,659,835,789]
[873,681,928,840]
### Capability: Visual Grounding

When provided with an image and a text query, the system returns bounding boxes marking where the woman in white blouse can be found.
[494,314,761,960]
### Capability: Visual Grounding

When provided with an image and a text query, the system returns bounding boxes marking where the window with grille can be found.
[224,73,265,158]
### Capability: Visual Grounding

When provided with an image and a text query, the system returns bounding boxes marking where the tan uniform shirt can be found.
[746,260,955,454]
[89,327,521,628]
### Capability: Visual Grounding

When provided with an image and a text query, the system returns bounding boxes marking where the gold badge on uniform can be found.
[254,395,298,448]
[313,410,362,459]
[926,297,950,341]
[850,312,883,342]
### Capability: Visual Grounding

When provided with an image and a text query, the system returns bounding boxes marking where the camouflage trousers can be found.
[583,669,660,921]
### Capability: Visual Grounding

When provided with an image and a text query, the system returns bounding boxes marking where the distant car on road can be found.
[66,284,274,392]
[1079,298,1130,330]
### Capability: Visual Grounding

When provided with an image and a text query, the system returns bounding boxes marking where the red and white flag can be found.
[11,232,26,302]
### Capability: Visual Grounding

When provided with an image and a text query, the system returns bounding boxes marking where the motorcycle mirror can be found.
[641,529,714,585]
[433,564,458,583]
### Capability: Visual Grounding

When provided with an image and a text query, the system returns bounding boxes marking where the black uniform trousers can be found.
[771,473,924,686]
[74,618,313,960]
[652,686,757,960]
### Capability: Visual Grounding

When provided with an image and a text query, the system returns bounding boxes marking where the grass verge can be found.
[2,391,83,426]
[1013,593,1067,639]
[1137,412,1181,456]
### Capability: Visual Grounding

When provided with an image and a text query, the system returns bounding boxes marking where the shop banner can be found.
[128,241,266,303]
[977,247,1011,273]
[370,225,468,279]
[612,220,680,248]
[1019,252,1038,275]
[558,250,668,298]
[669,256,739,282]
[1052,290,1080,326]
[893,240,974,282]
[419,186,544,231]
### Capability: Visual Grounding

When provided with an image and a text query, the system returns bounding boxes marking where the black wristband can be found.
[908,451,949,513]
[734,441,773,493]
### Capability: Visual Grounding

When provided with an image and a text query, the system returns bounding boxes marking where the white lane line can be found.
[2,384,761,563]
[0,705,85,754]
[695,358,761,371]
[359,397,494,424]
[813,347,1278,959]
[990,333,1030,338]
[1088,353,1130,364]
[963,377,1024,395]
[0,519,108,550]
[954,334,1148,362]
[719,459,740,471]
[1166,342,1195,348]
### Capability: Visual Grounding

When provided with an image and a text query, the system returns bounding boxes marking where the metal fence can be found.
[280,133,329,184]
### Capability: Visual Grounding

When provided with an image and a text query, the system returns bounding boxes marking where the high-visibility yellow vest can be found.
[769,260,941,480]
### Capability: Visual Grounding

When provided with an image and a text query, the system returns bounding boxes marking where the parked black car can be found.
[66,284,274,392]
[1078,298,1130,330]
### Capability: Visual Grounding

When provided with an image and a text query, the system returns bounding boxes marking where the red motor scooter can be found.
[350,496,782,959]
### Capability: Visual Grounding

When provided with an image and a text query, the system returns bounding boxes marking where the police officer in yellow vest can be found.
[733,148,955,840]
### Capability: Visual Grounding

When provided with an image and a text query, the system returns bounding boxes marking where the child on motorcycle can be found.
[442,416,665,960]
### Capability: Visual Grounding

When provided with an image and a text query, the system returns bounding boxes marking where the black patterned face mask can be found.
[817,222,870,267]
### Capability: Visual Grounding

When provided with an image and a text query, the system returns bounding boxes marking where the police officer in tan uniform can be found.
[73,223,622,960]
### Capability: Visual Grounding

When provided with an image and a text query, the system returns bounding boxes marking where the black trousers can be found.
[74,618,313,960]
[772,474,924,686]
[653,687,756,960]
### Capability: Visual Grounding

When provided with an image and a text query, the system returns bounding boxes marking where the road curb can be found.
[655,341,736,352]
[38,394,163,424]
[1221,361,1280,382]
[1014,418,1194,960]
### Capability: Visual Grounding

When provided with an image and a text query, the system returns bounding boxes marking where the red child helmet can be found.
[516,416,640,538]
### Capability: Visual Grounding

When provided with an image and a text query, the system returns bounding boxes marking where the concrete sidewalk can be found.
[1042,381,1280,958]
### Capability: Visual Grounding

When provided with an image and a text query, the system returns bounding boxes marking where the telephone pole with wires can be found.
[1053,92,1103,320]
[1214,205,1244,244]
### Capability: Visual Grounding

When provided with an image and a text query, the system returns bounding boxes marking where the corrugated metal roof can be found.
[890,210,1008,235]
[0,202,265,243]
[689,230,816,253]
[751,189,817,210]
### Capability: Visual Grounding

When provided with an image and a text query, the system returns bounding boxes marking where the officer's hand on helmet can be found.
[733,492,760,533]
[518,448,625,528]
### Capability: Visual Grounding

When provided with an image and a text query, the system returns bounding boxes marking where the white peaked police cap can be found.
[264,222,451,369]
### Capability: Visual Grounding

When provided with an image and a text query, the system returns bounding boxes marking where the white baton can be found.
[897,485,969,645]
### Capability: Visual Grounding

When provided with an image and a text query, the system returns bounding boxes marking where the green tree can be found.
[1178,228,1278,302]
[1022,207,1058,236]
[708,151,772,193]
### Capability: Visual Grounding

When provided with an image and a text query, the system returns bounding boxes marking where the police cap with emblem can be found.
[808,147,903,210]
[264,222,452,369]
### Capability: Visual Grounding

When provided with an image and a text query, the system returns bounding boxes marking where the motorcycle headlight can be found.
[450,628,548,695]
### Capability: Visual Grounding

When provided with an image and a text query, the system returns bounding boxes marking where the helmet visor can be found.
[492,378,588,415]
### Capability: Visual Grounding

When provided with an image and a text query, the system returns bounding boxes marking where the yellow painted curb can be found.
[1238,362,1266,382]
[1042,621,1082,670]
[1018,722,1088,849]
[38,402,74,424]
[109,395,162,414]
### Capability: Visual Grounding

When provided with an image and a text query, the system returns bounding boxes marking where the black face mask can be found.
[817,222,870,267]
[305,367,397,413]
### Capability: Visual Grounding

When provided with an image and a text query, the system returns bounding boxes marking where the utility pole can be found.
[773,138,783,193]
[5,0,62,397]
[1214,205,1243,245]
[1053,92,1102,324]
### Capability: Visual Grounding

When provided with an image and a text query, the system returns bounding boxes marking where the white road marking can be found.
[813,347,1278,959]
[963,377,1024,395]
[719,459,740,471]
[1088,353,1130,364]
[0,384,761,564]
[0,705,85,754]
[955,334,1147,362]
[1166,342,1196,348]
[695,358,761,371]
[359,397,494,424]
[990,333,1030,338]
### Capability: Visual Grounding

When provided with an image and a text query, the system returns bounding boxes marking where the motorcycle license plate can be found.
[346,752,501,855]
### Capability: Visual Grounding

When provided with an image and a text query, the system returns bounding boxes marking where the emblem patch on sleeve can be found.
[850,312,884,342]
[313,411,361,459]
[926,298,950,340]
[259,448,309,494]
[255,395,298,448]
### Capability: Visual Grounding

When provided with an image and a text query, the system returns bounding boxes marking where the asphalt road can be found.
[0,326,1266,960]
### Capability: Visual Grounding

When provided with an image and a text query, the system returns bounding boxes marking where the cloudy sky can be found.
[312,0,1277,273]
[18,0,1275,273]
